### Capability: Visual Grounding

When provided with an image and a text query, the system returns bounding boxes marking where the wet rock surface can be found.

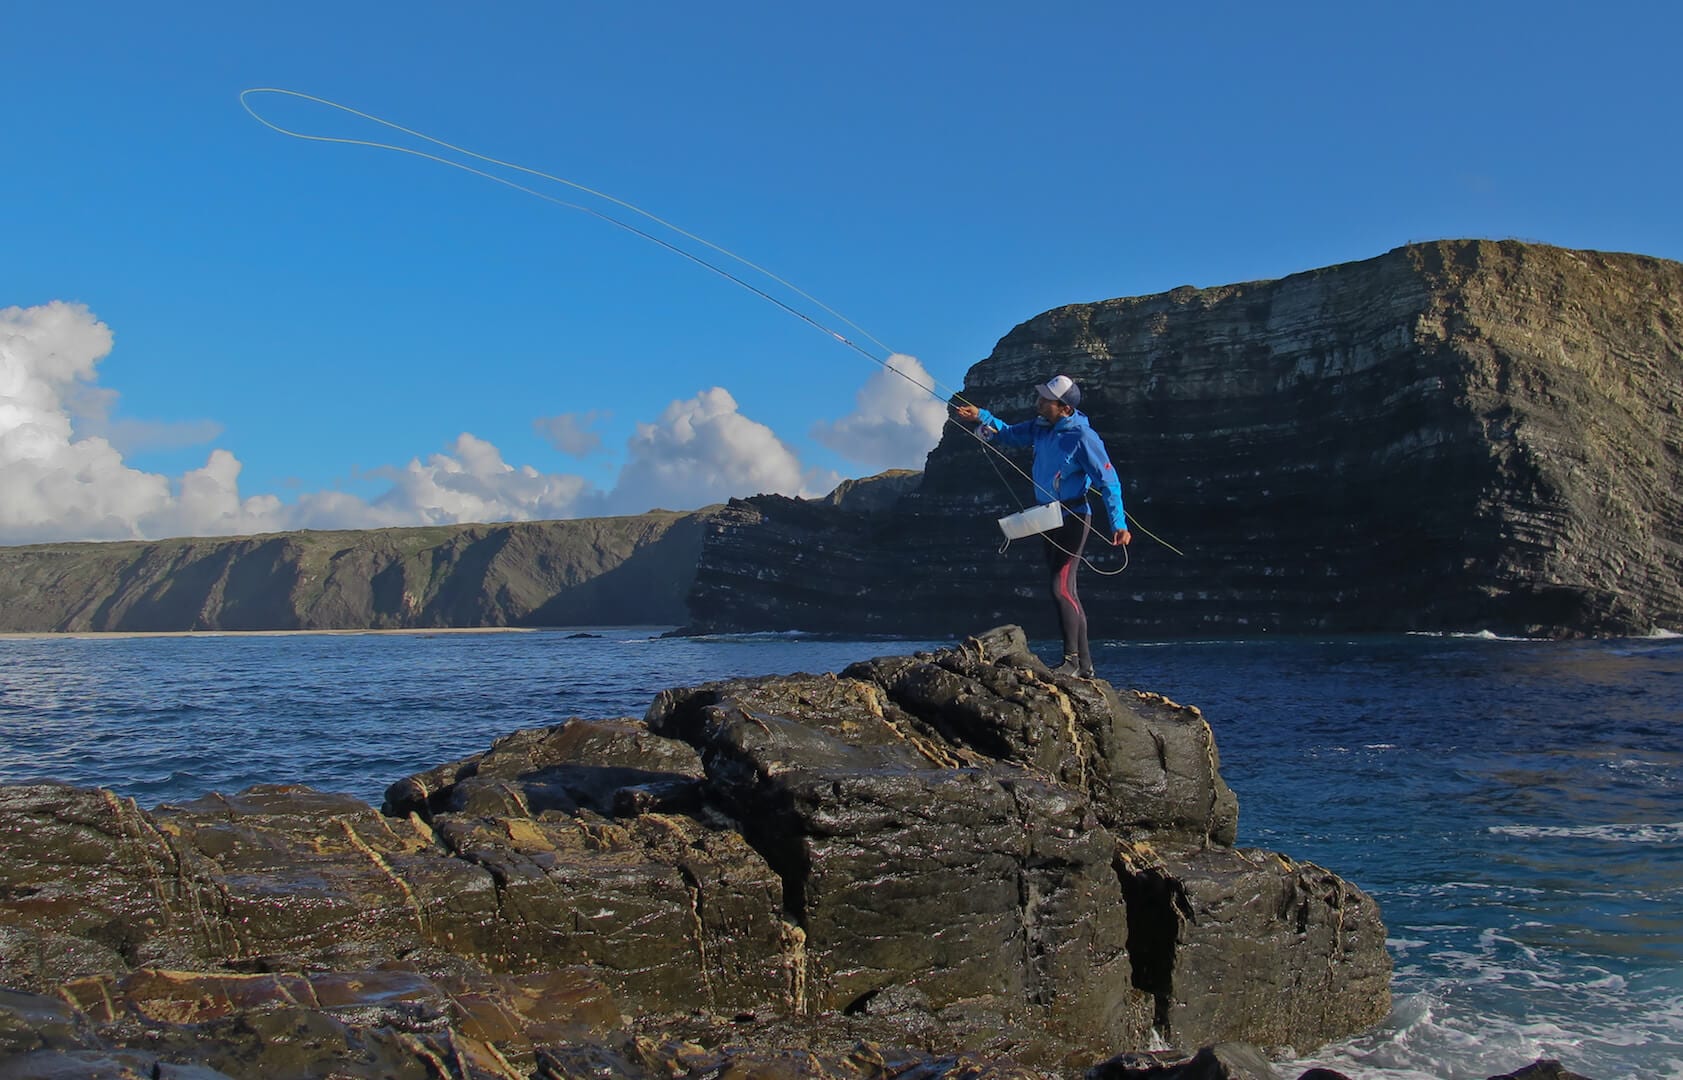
[0,628,1393,1077]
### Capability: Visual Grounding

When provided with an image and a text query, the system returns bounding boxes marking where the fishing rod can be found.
[239,88,1181,569]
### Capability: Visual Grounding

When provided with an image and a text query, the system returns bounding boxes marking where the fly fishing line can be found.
[240,88,1176,571]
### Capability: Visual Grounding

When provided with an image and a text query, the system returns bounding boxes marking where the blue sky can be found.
[3,1,1678,543]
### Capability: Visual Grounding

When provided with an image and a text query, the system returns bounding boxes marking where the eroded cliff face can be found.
[0,511,714,632]
[686,240,1683,638]
[5,241,1675,640]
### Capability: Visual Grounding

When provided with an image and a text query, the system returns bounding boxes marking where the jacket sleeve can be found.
[1079,427,1128,531]
[975,408,1037,449]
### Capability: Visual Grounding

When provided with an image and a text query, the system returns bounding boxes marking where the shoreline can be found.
[0,627,539,640]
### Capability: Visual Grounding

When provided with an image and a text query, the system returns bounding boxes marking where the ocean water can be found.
[1,628,1679,1080]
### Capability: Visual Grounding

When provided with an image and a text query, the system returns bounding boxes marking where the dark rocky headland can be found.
[2,240,1679,641]
[689,239,1683,639]
[1,628,1400,1078]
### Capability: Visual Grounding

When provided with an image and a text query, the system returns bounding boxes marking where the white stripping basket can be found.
[997,502,1064,540]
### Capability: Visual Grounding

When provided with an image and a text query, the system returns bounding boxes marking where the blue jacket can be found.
[975,408,1127,531]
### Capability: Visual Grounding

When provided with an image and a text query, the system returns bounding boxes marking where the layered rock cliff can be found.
[0,628,1389,1078]
[0,511,714,632]
[685,240,1683,638]
[5,240,1677,640]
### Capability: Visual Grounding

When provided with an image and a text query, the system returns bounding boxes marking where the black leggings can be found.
[1041,510,1090,667]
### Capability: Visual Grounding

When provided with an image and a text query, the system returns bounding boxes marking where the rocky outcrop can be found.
[816,469,924,512]
[0,628,1389,1078]
[0,511,714,632]
[685,240,1683,638]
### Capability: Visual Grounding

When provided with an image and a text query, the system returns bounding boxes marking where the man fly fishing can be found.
[955,375,1129,678]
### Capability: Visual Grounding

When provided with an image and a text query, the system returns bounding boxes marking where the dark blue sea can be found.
[1,628,1679,1080]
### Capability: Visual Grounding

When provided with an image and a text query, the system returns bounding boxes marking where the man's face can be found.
[1035,395,1065,422]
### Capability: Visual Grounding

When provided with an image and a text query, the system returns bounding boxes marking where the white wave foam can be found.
[1580,972,1630,992]
[683,630,817,642]
[1278,990,1570,1080]
[1489,821,1683,844]
[1280,978,1683,1080]
[1604,755,1683,772]
[1300,899,1683,1080]
[1407,629,1549,642]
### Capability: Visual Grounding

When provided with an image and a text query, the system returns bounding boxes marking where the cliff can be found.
[0,628,1390,1078]
[0,510,715,632]
[5,240,1679,640]
[685,240,1683,638]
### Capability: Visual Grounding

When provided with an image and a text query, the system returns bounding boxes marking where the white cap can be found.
[1035,374,1080,407]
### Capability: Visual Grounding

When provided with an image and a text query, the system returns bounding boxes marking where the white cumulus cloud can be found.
[370,433,593,525]
[599,386,832,515]
[811,352,947,470]
[0,302,848,545]
[0,302,281,544]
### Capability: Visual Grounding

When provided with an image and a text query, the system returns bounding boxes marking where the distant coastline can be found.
[0,626,538,640]
[5,242,1681,641]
